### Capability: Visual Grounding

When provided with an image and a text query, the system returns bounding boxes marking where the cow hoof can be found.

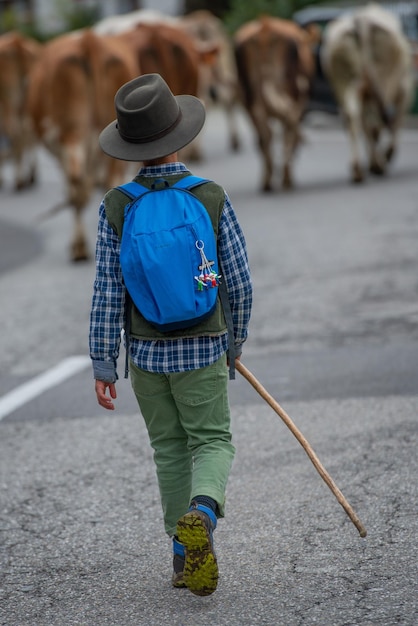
[351,165,364,183]
[29,171,37,187]
[188,154,203,163]
[230,136,240,152]
[15,176,36,191]
[385,146,395,163]
[71,244,90,263]
[281,164,293,191]
[282,179,293,191]
[369,162,385,176]
[72,252,90,263]
[182,146,203,162]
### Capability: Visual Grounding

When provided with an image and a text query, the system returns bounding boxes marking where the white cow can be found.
[321,3,414,183]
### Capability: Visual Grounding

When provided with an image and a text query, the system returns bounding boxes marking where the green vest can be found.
[104,172,227,340]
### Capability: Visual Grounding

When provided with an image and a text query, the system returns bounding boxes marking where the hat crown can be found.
[116,74,182,144]
[99,72,205,161]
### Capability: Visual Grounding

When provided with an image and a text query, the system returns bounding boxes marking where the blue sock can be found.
[193,495,218,514]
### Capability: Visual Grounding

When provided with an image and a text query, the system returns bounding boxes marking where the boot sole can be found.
[176,511,218,596]
[172,571,187,588]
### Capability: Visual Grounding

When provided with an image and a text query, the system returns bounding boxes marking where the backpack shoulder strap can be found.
[118,176,211,198]
[116,181,148,200]
[115,180,148,380]
[172,175,211,191]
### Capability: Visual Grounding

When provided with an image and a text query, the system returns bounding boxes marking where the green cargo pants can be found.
[130,353,235,536]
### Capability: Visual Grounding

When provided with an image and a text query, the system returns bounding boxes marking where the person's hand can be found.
[95,380,117,410]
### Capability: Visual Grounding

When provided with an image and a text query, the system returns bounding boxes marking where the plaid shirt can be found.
[89,163,252,381]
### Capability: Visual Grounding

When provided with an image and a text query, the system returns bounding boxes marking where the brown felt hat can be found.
[99,73,206,161]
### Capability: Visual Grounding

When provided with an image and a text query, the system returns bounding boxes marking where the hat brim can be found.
[99,94,205,161]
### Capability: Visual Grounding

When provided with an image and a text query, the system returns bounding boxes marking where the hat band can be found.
[117,110,183,144]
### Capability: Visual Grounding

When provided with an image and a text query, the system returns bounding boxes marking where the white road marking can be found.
[0,356,91,421]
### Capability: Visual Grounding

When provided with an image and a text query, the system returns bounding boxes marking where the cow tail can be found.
[81,30,101,117]
[354,17,395,128]
[285,38,303,101]
[234,41,253,109]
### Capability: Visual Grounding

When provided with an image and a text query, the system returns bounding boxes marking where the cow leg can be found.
[342,89,365,183]
[226,102,241,152]
[248,105,274,192]
[61,142,94,262]
[70,207,89,262]
[105,156,130,190]
[69,177,90,262]
[71,206,89,262]
[281,125,294,190]
[281,120,304,190]
[364,127,386,176]
[12,116,38,190]
[15,147,37,190]
[67,180,91,263]
[257,121,274,192]
[367,134,386,176]
[0,130,9,187]
[361,100,386,176]
[180,136,204,162]
[383,91,410,167]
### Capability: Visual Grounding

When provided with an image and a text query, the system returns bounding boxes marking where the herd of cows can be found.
[0,4,415,261]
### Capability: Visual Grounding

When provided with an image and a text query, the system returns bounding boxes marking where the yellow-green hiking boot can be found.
[172,537,187,588]
[176,502,218,597]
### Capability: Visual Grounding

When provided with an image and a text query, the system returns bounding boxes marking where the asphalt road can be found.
[0,109,417,625]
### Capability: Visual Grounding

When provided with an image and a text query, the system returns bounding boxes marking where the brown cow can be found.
[94,10,203,91]
[93,9,220,161]
[180,10,242,152]
[0,31,41,190]
[124,22,200,101]
[234,16,315,191]
[120,20,211,161]
[27,28,138,261]
[321,3,414,183]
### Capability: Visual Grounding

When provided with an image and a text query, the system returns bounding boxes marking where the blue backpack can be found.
[117,176,220,332]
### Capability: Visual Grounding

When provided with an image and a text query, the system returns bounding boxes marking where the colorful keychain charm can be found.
[195,240,221,289]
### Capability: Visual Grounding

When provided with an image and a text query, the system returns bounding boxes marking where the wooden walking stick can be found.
[235,360,367,538]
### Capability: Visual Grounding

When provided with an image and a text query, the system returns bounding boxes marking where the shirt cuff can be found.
[92,359,117,383]
[234,343,243,358]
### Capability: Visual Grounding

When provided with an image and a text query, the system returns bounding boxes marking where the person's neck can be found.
[142,152,179,167]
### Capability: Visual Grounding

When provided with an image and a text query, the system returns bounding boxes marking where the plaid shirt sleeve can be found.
[218,192,252,350]
[89,200,126,382]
